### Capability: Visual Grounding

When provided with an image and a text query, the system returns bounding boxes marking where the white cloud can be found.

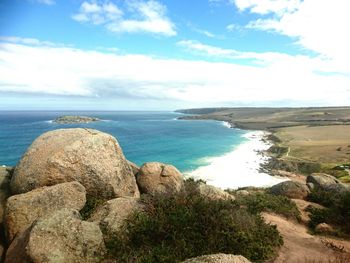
[1,38,350,106]
[233,0,302,15]
[72,0,176,36]
[72,1,123,25]
[235,0,350,65]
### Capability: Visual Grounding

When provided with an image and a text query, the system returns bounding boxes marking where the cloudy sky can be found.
[1,0,350,110]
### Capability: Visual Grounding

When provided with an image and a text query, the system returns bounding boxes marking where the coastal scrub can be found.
[105,181,283,262]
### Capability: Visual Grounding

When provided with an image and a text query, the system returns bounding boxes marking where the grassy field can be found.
[275,125,350,165]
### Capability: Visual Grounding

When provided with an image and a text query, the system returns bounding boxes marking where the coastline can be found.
[185,129,287,189]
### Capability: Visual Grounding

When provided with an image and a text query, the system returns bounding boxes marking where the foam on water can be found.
[186,131,288,189]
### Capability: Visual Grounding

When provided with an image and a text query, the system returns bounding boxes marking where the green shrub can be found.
[235,192,300,220]
[308,189,350,235]
[105,188,283,263]
[80,196,105,220]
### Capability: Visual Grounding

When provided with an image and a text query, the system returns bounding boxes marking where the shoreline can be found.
[185,129,287,189]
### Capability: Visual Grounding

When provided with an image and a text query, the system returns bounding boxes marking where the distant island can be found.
[54,115,100,124]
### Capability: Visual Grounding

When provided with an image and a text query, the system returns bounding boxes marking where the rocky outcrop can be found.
[4,181,86,241]
[136,162,184,195]
[53,115,100,124]
[90,197,144,235]
[307,173,340,189]
[306,173,350,194]
[11,128,139,199]
[269,181,310,200]
[5,209,105,263]
[196,183,235,201]
[0,167,11,224]
[181,254,251,263]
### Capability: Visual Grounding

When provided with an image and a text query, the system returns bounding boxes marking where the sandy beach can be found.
[187,129,287,189]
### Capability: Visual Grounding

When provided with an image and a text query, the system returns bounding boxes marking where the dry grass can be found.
[275,125,350,164]
[302,253,350,263]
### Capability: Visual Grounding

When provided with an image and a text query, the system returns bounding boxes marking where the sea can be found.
[0,111,285,189]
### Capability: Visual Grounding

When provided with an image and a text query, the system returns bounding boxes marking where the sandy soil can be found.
[263,210,350,263]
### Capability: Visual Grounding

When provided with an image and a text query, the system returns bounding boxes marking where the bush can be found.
[308,189,350,235]
[105,186,283,263]
[235,192,301,221]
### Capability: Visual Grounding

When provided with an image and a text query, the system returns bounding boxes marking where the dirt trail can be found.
[263,209,350,263]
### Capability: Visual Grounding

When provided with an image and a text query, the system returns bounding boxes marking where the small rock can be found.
[11,128,140,199]
[136,162,184,195]
[90,197,144,235]
[4,181,86,241]
[181,253,251,263]
[269,181,310,199]
[315,223,335,234]
[307,182,315,191]
[196,183,235,201]
[5,209,106,263]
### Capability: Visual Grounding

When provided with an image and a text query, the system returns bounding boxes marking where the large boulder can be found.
[196,183,235,201]
[307,173,340,189]
[269,181,310,199]
[4,181,86,241]
[136,162,184,195]
[90,197,144,235]
[11,128,140,199]
[181,254,251,263]
[5,209,105,263]
[0,166,11,224]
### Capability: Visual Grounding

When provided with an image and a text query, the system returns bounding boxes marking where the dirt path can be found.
[263,211,350,263]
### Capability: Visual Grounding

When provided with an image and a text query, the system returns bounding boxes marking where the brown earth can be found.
[263,210,350,263]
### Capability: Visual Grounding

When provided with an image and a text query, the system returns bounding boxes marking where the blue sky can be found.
[1,0,350,110]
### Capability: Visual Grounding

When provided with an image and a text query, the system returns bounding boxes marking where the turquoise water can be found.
[0,111,247,172]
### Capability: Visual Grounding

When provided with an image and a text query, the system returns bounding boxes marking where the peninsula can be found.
[177,107,350,182]
[53,115,100,124]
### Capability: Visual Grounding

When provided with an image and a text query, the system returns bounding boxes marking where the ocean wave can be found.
[222,121,231,129]
[185,131,287,189]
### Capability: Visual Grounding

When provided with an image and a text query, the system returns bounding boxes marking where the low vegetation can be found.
[80,196,105,220]
[308,189,350,236]
[234,192,301,221]
[105,181,284,262]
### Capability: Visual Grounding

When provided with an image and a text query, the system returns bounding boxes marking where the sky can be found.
[0,0,350,110]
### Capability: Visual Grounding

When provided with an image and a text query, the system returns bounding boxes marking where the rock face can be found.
[306,173,350,194]
[269,181,310,199]
[4,181,86,241]
[90,197,144,235]
[0,166,11,224]
[11,128,140,199]
[136,162,184,195]
[5,209,105,263]
[307,173,340,189]
[53,115,100,124]
[181,254,251,263]
[196,183,235,201]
